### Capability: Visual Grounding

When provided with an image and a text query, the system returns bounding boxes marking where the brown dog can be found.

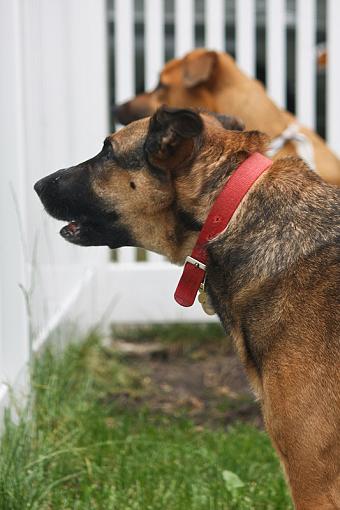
[35,107,340,509]
[114,48,340,186]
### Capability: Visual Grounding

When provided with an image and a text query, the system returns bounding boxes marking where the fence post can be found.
[0,0,29,391]
[205,0,225,51]
[114,0,136,263]
[266,0,286,108]
[145,0,164,89]
[175,0,194,57]
[235,0,256,77]
[296,0,316,130]
[144,0,166,264]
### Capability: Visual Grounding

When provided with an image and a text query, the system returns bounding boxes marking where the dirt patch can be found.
[102,332,263,429]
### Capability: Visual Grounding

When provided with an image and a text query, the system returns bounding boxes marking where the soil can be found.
[103,335,263,429]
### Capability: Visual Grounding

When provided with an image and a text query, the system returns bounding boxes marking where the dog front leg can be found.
[261,365,340,510]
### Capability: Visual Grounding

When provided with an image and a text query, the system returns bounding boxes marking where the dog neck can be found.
[174,153,273,307]
[174,131,269,235]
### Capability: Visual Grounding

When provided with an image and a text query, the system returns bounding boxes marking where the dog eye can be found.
[102,138,112,150]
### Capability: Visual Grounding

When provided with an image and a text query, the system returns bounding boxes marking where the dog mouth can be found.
[60,220,83,243]
[58,215,135,250]
[59,218,108,246]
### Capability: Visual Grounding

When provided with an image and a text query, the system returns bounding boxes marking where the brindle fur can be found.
[35,107,340,509]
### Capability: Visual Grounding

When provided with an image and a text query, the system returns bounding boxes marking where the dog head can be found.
[34,107,266,263]
[113,49,246,125]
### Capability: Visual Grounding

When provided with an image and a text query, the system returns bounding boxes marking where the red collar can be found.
[174,152,273,307]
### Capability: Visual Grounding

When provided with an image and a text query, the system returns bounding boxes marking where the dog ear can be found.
[183,50,217,88]
[145,106,203,162]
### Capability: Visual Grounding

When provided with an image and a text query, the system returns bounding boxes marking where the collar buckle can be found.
[185,255,206,272]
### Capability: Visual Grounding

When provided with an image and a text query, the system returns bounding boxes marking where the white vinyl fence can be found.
[1,0,340,415]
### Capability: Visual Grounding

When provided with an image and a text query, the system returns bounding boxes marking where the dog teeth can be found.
[60,221,81,240]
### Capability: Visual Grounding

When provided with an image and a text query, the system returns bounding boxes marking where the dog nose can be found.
[34,174,62,196]
[111,102,133,125]
[111,103,120,119]
[34,177,46,196]
[112,103,129,124]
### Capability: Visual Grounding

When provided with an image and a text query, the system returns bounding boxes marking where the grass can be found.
[111,322,226,348]
[0,332,293,510]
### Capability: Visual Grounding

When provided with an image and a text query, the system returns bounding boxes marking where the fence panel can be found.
[23,0,108,342]
[0,0,29,396]
[0,0,108,419]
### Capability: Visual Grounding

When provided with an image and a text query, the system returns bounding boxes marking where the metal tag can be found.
[198,289,215,316]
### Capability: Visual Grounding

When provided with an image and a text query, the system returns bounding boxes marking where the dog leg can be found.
[290,491,340,510]
[265,413,340,510]
[261,361,340,510]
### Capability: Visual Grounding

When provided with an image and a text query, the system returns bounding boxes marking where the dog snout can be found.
[112,101,134,125]
[34,164,96,222]
[112,97,154,125]
[111,103,121,119]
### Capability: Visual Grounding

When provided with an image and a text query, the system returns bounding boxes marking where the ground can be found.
[0,325,292,510]
[106,323,263,429]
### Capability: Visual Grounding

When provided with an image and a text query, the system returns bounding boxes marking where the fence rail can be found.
[1,0,340,416]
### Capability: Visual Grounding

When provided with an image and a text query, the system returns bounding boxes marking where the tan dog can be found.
[114,48,340,186]
[35,107,340,509]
